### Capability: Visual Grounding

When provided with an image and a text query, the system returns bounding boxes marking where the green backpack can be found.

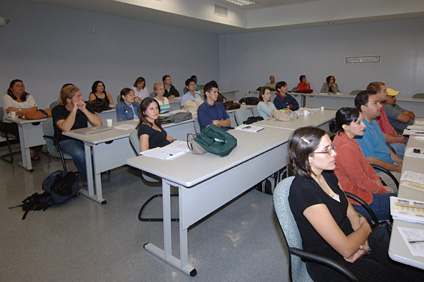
[194,124,237,157]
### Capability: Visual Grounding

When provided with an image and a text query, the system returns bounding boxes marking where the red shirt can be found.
[333,132,387,205]
[376,107,397,141]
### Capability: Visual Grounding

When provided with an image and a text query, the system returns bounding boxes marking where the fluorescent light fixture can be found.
[225,0,255,6]
[345,56,380,64]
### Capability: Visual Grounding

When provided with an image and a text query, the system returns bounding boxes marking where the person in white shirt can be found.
[131,76,149,103]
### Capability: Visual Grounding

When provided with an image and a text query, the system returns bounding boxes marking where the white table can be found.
[388,134,424,269]
[63,119,195,204]
[97,108,117,124]
[126,126,293,276]
[256,109,336,131]
[4,116,46,171]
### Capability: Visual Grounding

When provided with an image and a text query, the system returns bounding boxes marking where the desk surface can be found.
[5,116,46,124]
[256,109,336,130]
[127,126,293,187]
[389,134,424,269]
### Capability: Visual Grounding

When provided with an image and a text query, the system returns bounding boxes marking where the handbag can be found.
[269,109,298,122]
[187,133,207,155]
[21,108,52,120]
[222,101,241,110]
[88,99,111,113]
[193,124,237,157]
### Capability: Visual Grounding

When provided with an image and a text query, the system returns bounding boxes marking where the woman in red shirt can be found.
[330,107,395,221]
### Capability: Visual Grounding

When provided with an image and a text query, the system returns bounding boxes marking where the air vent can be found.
[215,5,228,17]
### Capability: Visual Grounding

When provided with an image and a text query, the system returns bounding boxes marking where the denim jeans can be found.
[353,192,397,221]
[60,139,87,181]
[390,142,405,159]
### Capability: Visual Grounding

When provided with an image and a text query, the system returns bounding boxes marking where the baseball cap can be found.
[387,88,400,96]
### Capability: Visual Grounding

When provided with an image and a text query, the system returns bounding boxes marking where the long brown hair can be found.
[136,97,161,129]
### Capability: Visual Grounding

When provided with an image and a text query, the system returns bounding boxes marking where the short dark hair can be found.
[367,82,385,93]
[299,75,306,83]
[133,77,146,88]
[119,88,133,102]
[91,80,106,94]
[258,86,272,101]
[326,75,335,84]
[136,97,161,129]
[185,78,195,87]
[275,81,287,92]
[288,127,327,179]
[162,75,170,83]
[329,107,360,133]
[355,90,376,111]
[204,81,218,94]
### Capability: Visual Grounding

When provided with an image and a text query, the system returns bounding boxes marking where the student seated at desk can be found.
[273,81,299,111]
[320,75,340,93]
[383,88,415,135]
[153,81,171,114]
[2,79,41,160]
[181,78,203,116]
[52,84,102,182]
[197,81,231,131]
[296,75,311,91]
[162,75,180,99]
[265,75,276,90]
[131,76,149,103]
[89,80,115,106]
[288,126,424,282]
[116,88,140,121]
[330,107,395,221]
[257,86,276,119]
[136,98,176,152]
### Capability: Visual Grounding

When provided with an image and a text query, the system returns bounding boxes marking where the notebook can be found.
[73,125,112,135]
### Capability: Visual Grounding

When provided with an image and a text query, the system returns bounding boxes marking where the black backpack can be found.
[10,170,79,220]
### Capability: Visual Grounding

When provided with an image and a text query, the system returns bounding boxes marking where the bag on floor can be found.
[10,170,79,220]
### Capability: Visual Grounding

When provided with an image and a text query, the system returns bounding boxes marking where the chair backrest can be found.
[117,95,121,104]
[150,92,156,98]
[349,90,362,96]
[183,87,188,94]
[252,106,259,117]
[129,130,140,155]
[49,101,59,109]
[234,107,254,126]
[42,118,60,157]
[273,176,313,282]
[412,93,424,99]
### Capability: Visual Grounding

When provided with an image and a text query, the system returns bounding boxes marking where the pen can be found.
[163,152,173,156]
[408,240,424,243]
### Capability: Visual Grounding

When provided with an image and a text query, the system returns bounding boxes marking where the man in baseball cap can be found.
[383,88,415,134]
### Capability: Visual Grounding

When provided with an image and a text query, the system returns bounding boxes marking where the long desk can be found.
[4,116,46,171]
[63,119,195,204]
[126,126,293,276]
[389,134,424,269]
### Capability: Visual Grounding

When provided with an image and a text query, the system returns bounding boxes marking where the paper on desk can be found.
[407,125,424,130]
[403,129,424,136]
[140,147,186,160]
[401,171,424,185]
[398,227,424,257]
[412,136,424,142]
[235,125,265,133]
[165,140,191,152]
[414,120,424,125]
[390,196,424,224]
[114,124,137,130]
[402,181,424,193]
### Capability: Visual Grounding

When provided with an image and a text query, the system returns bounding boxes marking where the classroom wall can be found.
[219,18,424,99]
[0,0,219,108]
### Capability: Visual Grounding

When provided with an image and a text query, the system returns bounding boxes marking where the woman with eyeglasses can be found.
[287,126,422,282]
[330,107,395,221]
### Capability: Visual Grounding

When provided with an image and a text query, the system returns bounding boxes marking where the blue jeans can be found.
[390,142,405,159]
[353,192,397,221]
[60,139,87,181]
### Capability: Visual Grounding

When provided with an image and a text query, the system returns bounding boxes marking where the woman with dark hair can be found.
[330,107,395,221]
[89,80,114,106]
[296,75,310,91]
[321,75,340,93]
[2,79,40,160]
[132,77,149,103]
[287,126,422,282]
[257,86,276,119]
[116,88,140,121]
[136,97,175,152]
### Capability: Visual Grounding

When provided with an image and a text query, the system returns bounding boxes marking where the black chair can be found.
[129,131,179,222]
[273,177,359,282]
[42,118,72,172]
[0,107,20,163]
[371,164,399,189]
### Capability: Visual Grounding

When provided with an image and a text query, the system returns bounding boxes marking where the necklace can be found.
[329,192,334,198]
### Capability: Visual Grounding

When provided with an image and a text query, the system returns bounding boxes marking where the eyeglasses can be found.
[312,145,336,155]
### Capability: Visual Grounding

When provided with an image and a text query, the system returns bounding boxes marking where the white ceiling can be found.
[30,0,424,33]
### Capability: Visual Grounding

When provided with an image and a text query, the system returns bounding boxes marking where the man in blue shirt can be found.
[197,81,231,131]
[354,90,402,173]
[273,81,299,110]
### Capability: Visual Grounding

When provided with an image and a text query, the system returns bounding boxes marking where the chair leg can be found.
[0,135,20,163]
[138,193,179,222]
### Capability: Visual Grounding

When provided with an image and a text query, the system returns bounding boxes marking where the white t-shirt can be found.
[131,87,149,100]
[2,94,37,121]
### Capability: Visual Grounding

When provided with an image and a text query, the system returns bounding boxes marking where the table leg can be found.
[17,124,33,172]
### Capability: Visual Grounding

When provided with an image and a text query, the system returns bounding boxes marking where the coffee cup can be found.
[8,111,16,118]
[320,106,325,111]
[106,119,113,127]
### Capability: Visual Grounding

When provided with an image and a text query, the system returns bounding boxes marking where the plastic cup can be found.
[106,119,113,127]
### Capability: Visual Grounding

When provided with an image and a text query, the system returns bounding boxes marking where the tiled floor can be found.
[0,144,290,282]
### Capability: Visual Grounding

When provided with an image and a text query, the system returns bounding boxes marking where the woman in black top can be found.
[136,98,175,152]
[89,80,115,106]
[287,126,423,282]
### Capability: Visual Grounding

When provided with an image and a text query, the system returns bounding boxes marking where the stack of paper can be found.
[403,129,424,136]
[235,125,265,133]
[140,140,190,160]
[397,227,424,257]
[390,196,424,224]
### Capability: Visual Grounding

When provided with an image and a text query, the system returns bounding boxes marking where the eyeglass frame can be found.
[311,145,336,156]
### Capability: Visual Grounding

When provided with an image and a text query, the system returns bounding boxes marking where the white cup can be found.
[106,119,113,127]
[320,106,325,111]
[8,111,16,118]
[303,110,309,116]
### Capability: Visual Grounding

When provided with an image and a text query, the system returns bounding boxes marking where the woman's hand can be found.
[383,186,394,193]
[344,242,370,263]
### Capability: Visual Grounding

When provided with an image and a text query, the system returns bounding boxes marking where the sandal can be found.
[31,151,41,161]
